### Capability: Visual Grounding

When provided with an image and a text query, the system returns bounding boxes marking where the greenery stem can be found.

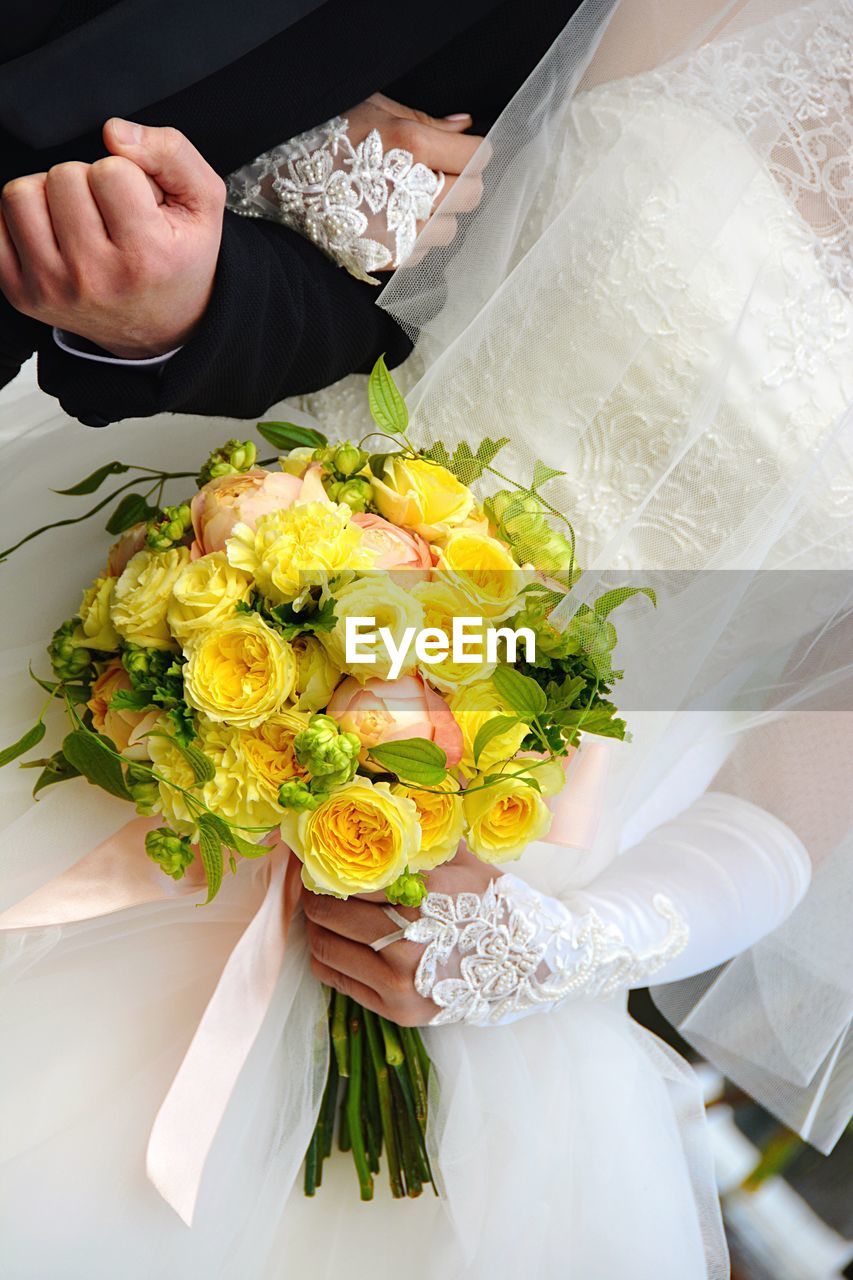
[332,991,350,1077]
[363,1009,404,1198]
[345,1012,373,1200]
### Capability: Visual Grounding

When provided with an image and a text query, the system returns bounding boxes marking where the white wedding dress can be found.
[1,2,851,1277]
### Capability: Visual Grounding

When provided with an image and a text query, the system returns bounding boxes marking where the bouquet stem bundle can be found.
[304,990,436,1200]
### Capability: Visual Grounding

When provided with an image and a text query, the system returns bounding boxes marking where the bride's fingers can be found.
[305,919,389,985]
[308,954,388,1018]
[302,889,409,942]
[367,92,473,133]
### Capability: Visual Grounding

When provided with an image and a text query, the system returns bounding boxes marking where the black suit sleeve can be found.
[0,295,40,391]
[34,211,414,427]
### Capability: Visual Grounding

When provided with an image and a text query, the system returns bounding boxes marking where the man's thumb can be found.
[103,119,225,212]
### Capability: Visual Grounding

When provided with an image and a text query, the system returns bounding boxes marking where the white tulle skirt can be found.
[0,368,726,1278]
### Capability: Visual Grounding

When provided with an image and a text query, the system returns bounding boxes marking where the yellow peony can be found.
[394,775,465,871]
[321,576,425,681]
[449,679,528,776]
[370,458,474,541]
[166,552,253,645]
[184,613,296,727]
[111,548,190,650]
[226,500,373,604]
[281,775,421,897]
[411,579,496,692]
[148,716,281,840]
[238,708,310,806]
[291,634,341,711]
[463,764,554,863]
[74,576,120,652]
[435,529,527,620]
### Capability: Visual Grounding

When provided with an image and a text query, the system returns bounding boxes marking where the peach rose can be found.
[106,523,148,577]
[351,513,433,581]
[87,661,159,760]
[191,465,330,556]
[327,673,463,767]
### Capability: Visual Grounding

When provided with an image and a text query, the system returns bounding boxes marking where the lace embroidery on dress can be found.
[403,875,689,1026]
[226,117,444,284]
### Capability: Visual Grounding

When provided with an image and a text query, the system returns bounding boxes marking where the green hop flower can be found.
[146,503,192,552]
[126,766,160,817]
[322,477,344,503]
[335,476,373,513]
[385,869,427,908]
[294,714,361,784]
[277,779,322,811]
[48,619,93,681]
[121,645,155,683]
[488,489,578,582]
[145,827,194,880]
[331,442,369,479]
[197,439,258,486]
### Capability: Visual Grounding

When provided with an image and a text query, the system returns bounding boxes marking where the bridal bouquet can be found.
[1,359,646,1202]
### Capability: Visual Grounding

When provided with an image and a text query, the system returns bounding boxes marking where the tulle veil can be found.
[0,0,851,1276]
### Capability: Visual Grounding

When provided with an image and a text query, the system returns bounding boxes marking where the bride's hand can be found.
[302,845,498,1026]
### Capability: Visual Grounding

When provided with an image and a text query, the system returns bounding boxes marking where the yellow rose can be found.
[370,458,474,541]
[166,552,253,646]
[435,530,527,620]
[449,679,528,776]
[411,579,496,692]
[148,717,281,839]
[463,765,554,863]
[111,547,190,650]
[291,633,341,711]
[184,613,296,727]
[239,708,310,806]
[74,576,120,652]
[321,576,425,681]
[226,501,373,604]
[279,447,317,477]
[394,775,465,871]
[281,775,420,897]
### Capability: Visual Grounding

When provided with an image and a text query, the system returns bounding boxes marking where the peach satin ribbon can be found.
[0,817,303,1226]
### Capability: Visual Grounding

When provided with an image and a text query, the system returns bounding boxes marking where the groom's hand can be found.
[0,119,226,359]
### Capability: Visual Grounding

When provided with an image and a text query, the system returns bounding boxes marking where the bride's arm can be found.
[301,791,811,1026]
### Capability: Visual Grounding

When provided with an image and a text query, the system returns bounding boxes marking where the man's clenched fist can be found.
[0,119,226,359]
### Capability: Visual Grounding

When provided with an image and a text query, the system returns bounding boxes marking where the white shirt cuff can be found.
[52,329,181,367]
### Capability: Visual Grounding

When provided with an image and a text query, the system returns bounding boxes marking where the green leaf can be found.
[32,750,81,798]
[197,816,224,904]
[0,720,46,768]
[256,421,327,452]
[52,461,130,496]
[109,688,154,713]
[105,492,158,536]
[491,666,547,720]
[367,737,447,786]
[593,586,656,618]
[61,730,132,800]
[531,460,566,489]
[147,731,215,785]
[475,437,510,466]
[472,715,521,766]
[200,812,270,859]
[368,355,409,435]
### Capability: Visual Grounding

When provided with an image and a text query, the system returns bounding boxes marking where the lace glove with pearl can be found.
[399,792,811,1027]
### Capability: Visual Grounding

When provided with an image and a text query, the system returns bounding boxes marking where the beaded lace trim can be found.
[226,116,444,284]
[404,875,689,1026]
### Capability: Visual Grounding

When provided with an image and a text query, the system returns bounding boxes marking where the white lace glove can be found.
[226,116,444,284]
[401,792,811,1026]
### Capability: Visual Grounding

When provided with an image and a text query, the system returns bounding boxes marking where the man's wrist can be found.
[53,328,181,367]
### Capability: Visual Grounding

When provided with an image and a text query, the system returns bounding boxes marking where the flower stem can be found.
[332,990,350,1077]
[346,1011,373,1200]
[401,1027,429,1133]
[364,1010,404,1198]
[378,1016,405,1067]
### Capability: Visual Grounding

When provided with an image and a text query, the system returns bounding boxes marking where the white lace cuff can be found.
[226,116,444,284]
[404,875,689,1027]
